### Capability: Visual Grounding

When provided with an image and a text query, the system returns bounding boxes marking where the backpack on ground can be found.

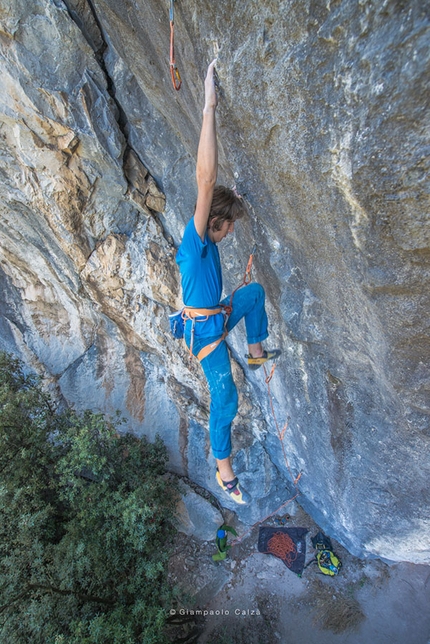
[306,531,342,576]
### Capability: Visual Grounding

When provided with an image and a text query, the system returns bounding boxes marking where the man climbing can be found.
[176,59,280,505]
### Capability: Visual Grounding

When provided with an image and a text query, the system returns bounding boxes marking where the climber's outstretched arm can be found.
[194,59,218,241]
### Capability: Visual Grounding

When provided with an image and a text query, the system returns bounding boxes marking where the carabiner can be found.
[170,63,182,91]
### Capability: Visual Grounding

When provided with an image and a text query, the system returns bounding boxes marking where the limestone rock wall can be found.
[0,0,429,562]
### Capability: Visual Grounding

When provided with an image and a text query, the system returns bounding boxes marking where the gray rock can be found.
[0,0,429,563]
[173,482,224,542]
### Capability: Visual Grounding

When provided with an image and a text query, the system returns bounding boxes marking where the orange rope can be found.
[227,251,304,550]
[230,244,301,487]
[228,247,304,549]
[263,363,302,487]
[267,531,297,566]
[169,1,181,90]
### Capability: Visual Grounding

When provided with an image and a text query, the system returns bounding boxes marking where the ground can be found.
[166,499,430,644]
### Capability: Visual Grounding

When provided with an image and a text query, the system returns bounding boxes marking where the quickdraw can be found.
[225,244,256,313]
[244,244,256,285]
[169,0,182,90]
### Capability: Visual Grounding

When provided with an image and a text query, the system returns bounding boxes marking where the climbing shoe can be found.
[246,349,281,371]
[216,470,252,505]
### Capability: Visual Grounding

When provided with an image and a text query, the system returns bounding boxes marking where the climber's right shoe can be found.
[246,349,281,371]
[216,469,252,505]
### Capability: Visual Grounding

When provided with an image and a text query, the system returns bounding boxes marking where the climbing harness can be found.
[169,0,182,90]
[181,245,256,362]
[182,306,229,361]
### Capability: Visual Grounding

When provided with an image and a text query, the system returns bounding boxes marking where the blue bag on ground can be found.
[169,309,185,339]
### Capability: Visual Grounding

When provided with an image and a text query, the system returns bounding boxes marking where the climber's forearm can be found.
[196,106,218,190]
[194,60,218,240]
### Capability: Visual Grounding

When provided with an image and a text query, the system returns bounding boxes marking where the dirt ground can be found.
[166,500,430,644]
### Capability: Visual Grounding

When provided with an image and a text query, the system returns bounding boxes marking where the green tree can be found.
[0,352,176,643]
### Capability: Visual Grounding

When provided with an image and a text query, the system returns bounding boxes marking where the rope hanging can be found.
[229,243,301,488]
[169,0,182,90]
[263,362,302,487]
[227,246,303,549]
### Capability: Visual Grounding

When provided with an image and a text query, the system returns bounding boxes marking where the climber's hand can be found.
[204,59,218,111]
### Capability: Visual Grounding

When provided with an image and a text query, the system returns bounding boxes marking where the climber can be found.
[175,59,281,505]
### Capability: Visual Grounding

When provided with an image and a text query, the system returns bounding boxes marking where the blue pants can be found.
[185,283,269,460]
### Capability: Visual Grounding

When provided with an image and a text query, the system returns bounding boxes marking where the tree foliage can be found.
[0,352,176,643]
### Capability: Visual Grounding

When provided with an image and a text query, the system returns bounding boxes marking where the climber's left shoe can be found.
[246,349,281,371]
[216,470,252,505]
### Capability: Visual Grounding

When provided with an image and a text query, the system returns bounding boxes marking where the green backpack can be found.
[308,531,342,576]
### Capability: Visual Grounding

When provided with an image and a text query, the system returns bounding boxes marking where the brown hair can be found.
[207,185,248,232]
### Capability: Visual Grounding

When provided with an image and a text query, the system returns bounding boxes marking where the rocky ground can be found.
[166,496,430,644]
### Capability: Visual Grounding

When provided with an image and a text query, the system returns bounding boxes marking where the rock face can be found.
[0,0,429,563]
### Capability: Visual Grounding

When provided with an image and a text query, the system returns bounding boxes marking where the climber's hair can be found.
[207,185,248,232]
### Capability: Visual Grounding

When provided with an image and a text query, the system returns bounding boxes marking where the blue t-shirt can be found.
[176,217,225,339]
[176,217,222,306]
